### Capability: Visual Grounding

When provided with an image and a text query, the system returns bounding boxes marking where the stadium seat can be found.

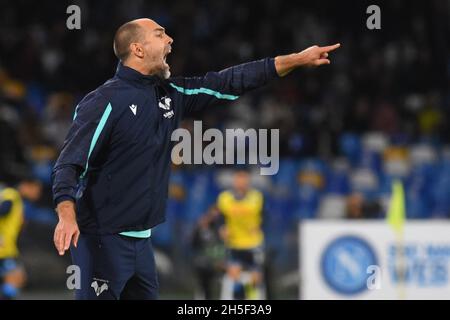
[410,144,438,166]
[270,158,299,197]
[183,170,213,222]
[350,168,379,195]
[406,191,431,219]
[339,133,362,165]
[32,160,53,186]
[292,185,320,220]
[359,149,382,175]
[317,194,347,219]
[362,132,389,152]
[324,158,350,194]
[383,146,411,177]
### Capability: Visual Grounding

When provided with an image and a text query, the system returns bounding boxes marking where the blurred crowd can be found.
[0,0,449,297]
[1,0,449,181]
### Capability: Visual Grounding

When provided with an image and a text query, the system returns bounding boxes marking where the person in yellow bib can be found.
[217,170,265,300]
[0,178,38,299]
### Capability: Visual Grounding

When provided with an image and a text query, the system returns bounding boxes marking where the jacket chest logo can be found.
[129,104,137,115]
[158,96,174,119]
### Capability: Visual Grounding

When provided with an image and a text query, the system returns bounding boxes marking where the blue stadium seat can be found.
[430,167,450,217]
[359,149,382,174]
[292,185,320,220]
[32,160,53,186]
[406,192,431,219]
[298,158,327,175]
[339,133,362,165]
[23,200,57,225]
[406,163,436,202]
[264,196,294,249]
[271,158,299,188]
[325,169,350,195]
[183,170,214,223]
[350,168,380,197]
[152,201,175,248]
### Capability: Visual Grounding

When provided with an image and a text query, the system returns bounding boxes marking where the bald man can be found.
[52,18,340,300]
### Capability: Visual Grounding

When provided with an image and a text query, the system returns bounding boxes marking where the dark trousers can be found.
[71,233,158,300]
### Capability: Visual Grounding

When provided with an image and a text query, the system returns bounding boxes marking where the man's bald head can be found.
[113,20,145,61]
[113,18,164,62]
[113,18,173,78]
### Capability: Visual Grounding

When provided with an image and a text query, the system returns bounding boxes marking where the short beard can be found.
[162,68,171,80]
[156,68,171,80]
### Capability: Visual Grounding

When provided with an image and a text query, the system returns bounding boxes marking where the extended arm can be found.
[274,43,341,77]
[171,43,340,116]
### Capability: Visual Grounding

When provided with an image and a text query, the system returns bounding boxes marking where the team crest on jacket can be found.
[158,96,174,118]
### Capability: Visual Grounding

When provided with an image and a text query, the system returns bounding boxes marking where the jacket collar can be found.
[115,62,160,86]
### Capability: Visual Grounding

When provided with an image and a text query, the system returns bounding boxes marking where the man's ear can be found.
[130,43,144,59]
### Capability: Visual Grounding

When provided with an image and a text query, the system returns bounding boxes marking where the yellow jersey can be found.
[0,188,24,259]
[217,189,264,250]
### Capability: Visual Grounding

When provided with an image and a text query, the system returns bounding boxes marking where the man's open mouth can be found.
[163,48,171,65]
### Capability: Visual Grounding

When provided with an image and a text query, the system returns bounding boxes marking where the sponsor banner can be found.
[300,220,450,299]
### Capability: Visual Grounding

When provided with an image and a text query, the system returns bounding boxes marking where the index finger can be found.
[55,229,65,255]
[321,43,341,53]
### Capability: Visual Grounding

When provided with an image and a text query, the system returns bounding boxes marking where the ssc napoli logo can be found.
[321,235,377,295]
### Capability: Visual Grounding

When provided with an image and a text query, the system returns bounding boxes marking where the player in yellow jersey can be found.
[0,178,39,299]
[217,170,265,299]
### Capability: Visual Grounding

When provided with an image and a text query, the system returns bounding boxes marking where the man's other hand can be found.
[54,200,80,256]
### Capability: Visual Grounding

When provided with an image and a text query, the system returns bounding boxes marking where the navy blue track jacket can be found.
[52,58,278,234]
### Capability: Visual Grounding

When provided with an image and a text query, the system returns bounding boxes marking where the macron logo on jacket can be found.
[129,104,137,115]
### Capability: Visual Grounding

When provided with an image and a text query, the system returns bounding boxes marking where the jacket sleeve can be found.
[52,91,113,206]
[169,57,278,117]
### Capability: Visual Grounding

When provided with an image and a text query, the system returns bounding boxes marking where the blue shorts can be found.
[71,233,158,300]
[0,258,20,278]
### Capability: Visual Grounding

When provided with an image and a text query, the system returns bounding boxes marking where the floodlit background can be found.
[0,0,449,299]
